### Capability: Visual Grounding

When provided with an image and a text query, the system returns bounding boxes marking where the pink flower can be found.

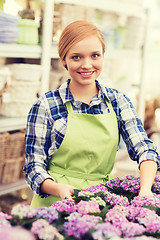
[120,222,145,237]
[38,225,64,240]
[52,199,76,214]
[146,219,160,233]
[11,204,36,219]
[76,200,101,215]
[31,219,63,240]
[105,193,129,206]
[105,211,128,227]
[92,222,121,239]
[0,219,11,228]
[0,212,12,220]
[78,184,109,197]
[64,213,101,238]
[0,226,35,240]
[131,194,160,208]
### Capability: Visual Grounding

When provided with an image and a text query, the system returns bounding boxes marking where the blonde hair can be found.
[58,20,106,62]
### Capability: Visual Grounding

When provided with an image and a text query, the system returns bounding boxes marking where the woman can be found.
[24,20,160,208]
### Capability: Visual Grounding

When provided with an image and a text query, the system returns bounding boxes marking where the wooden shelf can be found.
[55,0,145,17]
[16,0,145,17]
[0,44,42,58]
[0,43,59,59]
[0,179,27,196]
[0,116,26,133]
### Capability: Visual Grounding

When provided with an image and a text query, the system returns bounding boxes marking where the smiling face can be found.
[63,35,104,88]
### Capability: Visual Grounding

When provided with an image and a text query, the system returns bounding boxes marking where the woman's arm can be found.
[139,160,157,196]
[25,97,54,198]
[40,179,75,200]
[114,91,160,196]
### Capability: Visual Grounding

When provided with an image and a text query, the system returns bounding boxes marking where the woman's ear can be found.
[64,65,68,70]
[62,60,68,70]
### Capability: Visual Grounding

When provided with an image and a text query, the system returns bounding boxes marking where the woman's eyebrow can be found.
[92,51,101,53]
[70,52,81,55]
[71,51,101,55]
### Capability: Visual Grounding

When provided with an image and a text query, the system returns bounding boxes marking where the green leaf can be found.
[73,189,80,198]
[143,205,160,216]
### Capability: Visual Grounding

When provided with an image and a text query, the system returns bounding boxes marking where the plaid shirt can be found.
[24,79,160,197]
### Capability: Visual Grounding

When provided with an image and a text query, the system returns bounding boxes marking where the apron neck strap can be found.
[104,97,113,113]
[65,101,74,114]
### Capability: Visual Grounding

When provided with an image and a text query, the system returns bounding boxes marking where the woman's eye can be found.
[72,56,80,60]
[92,54,99,58]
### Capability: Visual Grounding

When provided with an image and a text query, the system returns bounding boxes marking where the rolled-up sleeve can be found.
[24,96,54,198]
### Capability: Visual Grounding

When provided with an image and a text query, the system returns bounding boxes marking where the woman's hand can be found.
[55,183,75,200]
[40,179,75,200]
[139,160,157,197]
[138,188,153,197]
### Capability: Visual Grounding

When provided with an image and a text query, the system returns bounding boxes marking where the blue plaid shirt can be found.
[24,79,160,198]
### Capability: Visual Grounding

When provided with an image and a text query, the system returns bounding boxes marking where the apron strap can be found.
[104,97,114,113]
[49,164,109,181]
[66,101,74,114]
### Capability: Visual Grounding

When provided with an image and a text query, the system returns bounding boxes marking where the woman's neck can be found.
[69,81,98,105]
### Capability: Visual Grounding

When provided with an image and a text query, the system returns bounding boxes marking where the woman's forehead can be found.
[67,35,103,54]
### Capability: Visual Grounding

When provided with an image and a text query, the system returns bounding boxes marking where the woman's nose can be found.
[81,58,92,69]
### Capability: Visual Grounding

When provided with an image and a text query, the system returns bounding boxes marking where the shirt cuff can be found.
[34,173,56,198]
[138,152,160,171]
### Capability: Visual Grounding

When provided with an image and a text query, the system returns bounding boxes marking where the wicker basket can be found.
[0,132,10,162]
[1,157,25,184]
[0,162,4,183]
[0,130,26,184]
[6,80,40,101]
[5,131,25,159]
[7,63,42,82]
[1,100,35,117]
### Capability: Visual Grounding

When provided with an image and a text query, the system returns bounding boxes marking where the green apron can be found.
[31,99,119,208]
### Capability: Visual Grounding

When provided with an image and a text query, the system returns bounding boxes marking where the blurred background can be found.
[0,0,160,213]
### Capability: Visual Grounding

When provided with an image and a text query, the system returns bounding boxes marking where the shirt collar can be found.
[95,80,110,102]
[59,79,110,106]
[59,79,73,104]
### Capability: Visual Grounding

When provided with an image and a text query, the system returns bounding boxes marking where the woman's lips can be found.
[78,71,94,77]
